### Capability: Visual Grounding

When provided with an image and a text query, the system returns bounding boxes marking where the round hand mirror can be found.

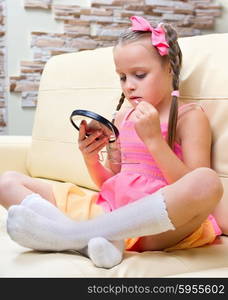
[70,109,119,143]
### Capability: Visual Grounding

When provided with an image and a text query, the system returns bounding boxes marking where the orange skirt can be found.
[52,181,221,252]
[125,216,221,252]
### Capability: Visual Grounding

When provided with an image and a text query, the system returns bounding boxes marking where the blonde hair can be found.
[113,24,182,149]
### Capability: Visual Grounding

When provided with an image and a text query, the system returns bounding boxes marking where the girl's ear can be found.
[164,60,172,75]
[167,62,172,74]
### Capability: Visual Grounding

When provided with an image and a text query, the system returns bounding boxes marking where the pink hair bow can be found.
[130,16,169,56]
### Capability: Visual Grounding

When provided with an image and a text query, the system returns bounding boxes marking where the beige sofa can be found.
[1,33,228,277]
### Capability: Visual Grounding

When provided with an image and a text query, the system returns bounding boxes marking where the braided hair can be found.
[163,24,182,148]
[113,23,182,149]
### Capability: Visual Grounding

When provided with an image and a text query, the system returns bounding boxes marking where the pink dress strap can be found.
[119,108,135,127]
[122,107,135,122]
[178,102,204,114]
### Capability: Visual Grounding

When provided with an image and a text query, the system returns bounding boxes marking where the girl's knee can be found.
[165,168,223,228]
[0,171,24,191]
[189,167,223,208]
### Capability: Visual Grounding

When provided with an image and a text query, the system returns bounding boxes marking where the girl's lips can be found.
[130,97,142,104]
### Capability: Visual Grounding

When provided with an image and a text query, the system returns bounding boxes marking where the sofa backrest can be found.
[26,34,228,199]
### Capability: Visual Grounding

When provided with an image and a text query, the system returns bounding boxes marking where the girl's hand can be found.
[78,120,109,165]
[134,101,162,145]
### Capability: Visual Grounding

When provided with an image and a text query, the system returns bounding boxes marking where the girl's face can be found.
[113,38,173,111]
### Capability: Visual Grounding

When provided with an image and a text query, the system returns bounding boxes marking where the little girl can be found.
[2,16,223,269]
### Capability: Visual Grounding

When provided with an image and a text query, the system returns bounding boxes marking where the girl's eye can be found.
[136,73,146,79]
[120,75,126,81]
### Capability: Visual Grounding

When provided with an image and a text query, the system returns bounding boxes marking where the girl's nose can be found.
[125,79,136,91]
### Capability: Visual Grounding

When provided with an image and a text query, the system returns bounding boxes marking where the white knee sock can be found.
[7,189,174,252]
[21,193,123,268]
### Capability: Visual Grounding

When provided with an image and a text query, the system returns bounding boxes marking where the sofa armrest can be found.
[0,136,32,175]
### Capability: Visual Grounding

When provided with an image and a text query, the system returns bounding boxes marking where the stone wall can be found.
[0,0,6,134]
[8,0,223,111]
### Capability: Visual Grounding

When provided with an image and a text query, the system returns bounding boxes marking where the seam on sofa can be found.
[31,137,84,145]
[218,175,228,178]
[179,96,228,100]
[39,87,121,91]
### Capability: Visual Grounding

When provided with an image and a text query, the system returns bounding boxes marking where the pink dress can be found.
[96,104,221,237]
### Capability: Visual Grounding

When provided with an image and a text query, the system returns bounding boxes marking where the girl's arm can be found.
[148,108,212,184]
[135,102,211,184]
[78,120,113,189]
[84,159,114,189]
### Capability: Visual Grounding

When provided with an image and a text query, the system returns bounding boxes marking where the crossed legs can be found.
[0,168,223,267]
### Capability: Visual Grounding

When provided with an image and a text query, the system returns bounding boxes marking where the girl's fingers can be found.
[137,101,155,115]
[79,127,101,148]
[134,110,144,119]
[78,120,87,141]
[85,136,108,154]
[92,140,109,155]
[83,131,103,147]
